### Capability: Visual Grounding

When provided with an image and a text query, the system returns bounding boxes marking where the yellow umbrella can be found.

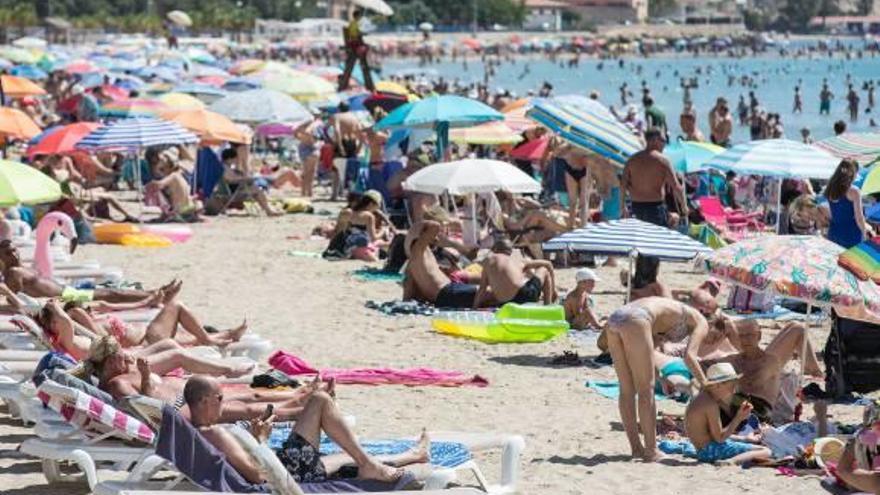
[1,75,47,97]
[160,108,251,145]
[0,107,41,140]
[256,70,336,103]
[158,92,206,110]
[450,121,522,145]
[375,80,410,96]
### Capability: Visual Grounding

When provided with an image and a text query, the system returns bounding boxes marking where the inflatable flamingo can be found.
[33,212,77,279]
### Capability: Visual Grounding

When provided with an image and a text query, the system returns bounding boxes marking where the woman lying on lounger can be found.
[35,280,248,361]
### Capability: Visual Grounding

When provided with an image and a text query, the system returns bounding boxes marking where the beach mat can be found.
[586,380,668,401]
[287,249,322,258]
[267,429,472,469]
[352,267,404,282]
[724,305,826,323]
[365,299,437,316]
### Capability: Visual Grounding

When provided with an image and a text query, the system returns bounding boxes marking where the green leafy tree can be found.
[388,0,436,27]
[649,0,677,18]
[780,0,822,32]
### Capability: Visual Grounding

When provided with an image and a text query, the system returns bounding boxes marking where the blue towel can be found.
[586,380,669,401]
[351,267,404,282]
[658,439,698,458]
[267,427,472,469]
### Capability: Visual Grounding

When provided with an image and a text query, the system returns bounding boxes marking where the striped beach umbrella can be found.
[815,133,880,163]
[76,117,198,151]
[527,97,642,165]
[542,218,711,261]
[450,121,522,145]
[703,139,839,179]
[99,99,168,118]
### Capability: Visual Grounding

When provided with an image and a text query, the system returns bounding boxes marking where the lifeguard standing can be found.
[339,9,375,92]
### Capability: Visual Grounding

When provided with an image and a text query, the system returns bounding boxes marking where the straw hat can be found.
[363,189,383,206]
[704,362,741,386]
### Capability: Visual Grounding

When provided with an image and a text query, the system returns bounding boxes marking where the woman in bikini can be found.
[558,146,592,229]
[605,296,711,462]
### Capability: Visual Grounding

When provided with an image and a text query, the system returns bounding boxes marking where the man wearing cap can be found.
[685,362,772,465]
[564,268,602,330]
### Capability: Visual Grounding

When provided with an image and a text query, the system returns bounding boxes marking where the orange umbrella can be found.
[0,107,41,140]
[160,108,250,144]
[0,75,47,97]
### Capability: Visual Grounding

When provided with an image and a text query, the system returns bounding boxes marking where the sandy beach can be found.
[0,200,862,495]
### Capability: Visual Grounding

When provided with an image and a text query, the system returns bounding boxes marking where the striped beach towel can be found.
[838,238,880,283]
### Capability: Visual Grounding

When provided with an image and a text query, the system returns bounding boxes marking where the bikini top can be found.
[662,305,691,343]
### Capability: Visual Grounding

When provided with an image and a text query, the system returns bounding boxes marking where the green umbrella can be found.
[0,160,62,206]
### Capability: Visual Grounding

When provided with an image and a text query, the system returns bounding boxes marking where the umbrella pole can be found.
[626,254,633,303]
[470,193,478,246]
[775,178,783,234]
[800,303,812,387]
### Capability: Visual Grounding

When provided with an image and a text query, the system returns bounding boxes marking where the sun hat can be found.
[363,189,383,206]
[704,362,741,386]
[575,268,600,283]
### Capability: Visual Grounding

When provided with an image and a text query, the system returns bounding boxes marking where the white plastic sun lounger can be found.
[118,489,484,495]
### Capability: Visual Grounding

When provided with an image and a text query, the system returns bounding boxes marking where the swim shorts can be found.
[275,431,328,482]
[511,276,542,304]
[696,440,758,463]
[435,283,478,309]
[601,187,622,221]
[61,286,94,304]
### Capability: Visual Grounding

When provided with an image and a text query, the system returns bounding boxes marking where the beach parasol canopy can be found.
[814,132,880,163]
[502,98,536,133]
[157,92,206,110]
[351,0,394,16]
[703,139,839,179]
[9,65,48,80]
[510,135,550,161]
[255,70,336,103]
[99,99,169,119]
[62,59,101,75]
[857,165,880,196]
[166,10,193,27]
[374,95,503,157]
[419,22,434,31]
[12,37,47,49]
[527,97,642,166]
[0,47,36,65]
[542,218,711,261]
[701,235,880,314]
[449,121,522,145]
[0,107,41,140]
[209,89,311,124]
[0,160,62,206]
[26,122,102,158]
[76,117,198,151]
[160,108,250,144]
[402,158,540,195]
[664,139,725,174]
[0,74,47,97]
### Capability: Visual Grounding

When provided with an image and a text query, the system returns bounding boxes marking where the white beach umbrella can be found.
[419,22,434,32]
[403,158,540,195]
[351,0,394,16]
[12,37,47,49]
[167,10,193,27]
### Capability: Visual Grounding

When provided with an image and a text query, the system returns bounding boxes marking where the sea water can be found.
[383,41,880,143]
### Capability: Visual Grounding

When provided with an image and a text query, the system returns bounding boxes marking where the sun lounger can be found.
[697,196,765,241]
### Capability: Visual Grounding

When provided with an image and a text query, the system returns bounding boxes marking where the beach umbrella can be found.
[375,80,410,97]
[209,89,311,124]
[76,117,198,151]
[419,22,434,31]
[167,10,193,27]
[0,47,36,65]
[0,75,47,97]
[527,97,642,165]
[364,92,409,113]
[221,77,263,92]
[26,122,102,158]
[857,165,880,196]
[0,160,62,206]
[157,92,205,110]
[815,132,880,163]
[543,218,711,260]
[255,70,336,103]
[664,139,725,174]
[9,65,47,80]
[502,99,536,133]
[449,121,522,145]
[403,158,540,195]
[351,0,394,16]
[62,59,101,75]
[229,59,266,75]
[704,139,838,179]
[0,108,41,140]
[136,66,179,82]
[160,108,250,144]
[375,95,503,157]
[100,99,168,118]
[701,235,880,314]
[172,83,228,99]
[510,135,550,161]
[12,37,47,49]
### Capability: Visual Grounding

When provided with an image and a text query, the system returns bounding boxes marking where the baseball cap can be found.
[575,268,600,283]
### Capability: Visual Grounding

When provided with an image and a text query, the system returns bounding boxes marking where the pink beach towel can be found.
[268,351,488,388]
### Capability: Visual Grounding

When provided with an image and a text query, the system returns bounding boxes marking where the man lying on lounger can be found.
[0,240,172,303]
[404,220,489,308]
[85,336,331,422]
[185,375,428,484]
[474,238,556,308]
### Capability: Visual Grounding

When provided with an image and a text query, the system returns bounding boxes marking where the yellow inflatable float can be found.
[93,223,173,247]
[432,303,569,343]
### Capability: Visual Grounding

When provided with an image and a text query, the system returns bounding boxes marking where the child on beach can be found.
[684,363,772,465]
[564,268,603,330]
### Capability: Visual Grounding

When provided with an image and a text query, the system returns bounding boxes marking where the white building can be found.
[523,0,567,31]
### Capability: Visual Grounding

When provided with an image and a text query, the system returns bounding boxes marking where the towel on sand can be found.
[267,428,472,469]
[269,351,488,387]
[586,380,669,401]
[352,267,404,282]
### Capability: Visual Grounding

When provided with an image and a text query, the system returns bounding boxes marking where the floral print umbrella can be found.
[701,235,880,313]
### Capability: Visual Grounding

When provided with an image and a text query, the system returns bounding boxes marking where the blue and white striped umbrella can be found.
[75,117,198,151]
[542,218,712,261]
[526,97,642,165]
[703,139,839,179]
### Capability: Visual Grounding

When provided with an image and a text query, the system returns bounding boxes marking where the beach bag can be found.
[726,286,775,313]
[824,313,880,398]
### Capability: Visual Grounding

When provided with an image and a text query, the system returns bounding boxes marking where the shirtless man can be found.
[685,362,772,465]
[330,102,364,200]
[185,375,421,484]
[709,102,733,147]
[712,319,823,424]
[0,240,169,303]
[679,110,705,142]
[403,220,484,308]
[87,336,328,422]
[474,239,556,308]
[622,129,686,289]
[146,167,198,221]
[563,268,602,330]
